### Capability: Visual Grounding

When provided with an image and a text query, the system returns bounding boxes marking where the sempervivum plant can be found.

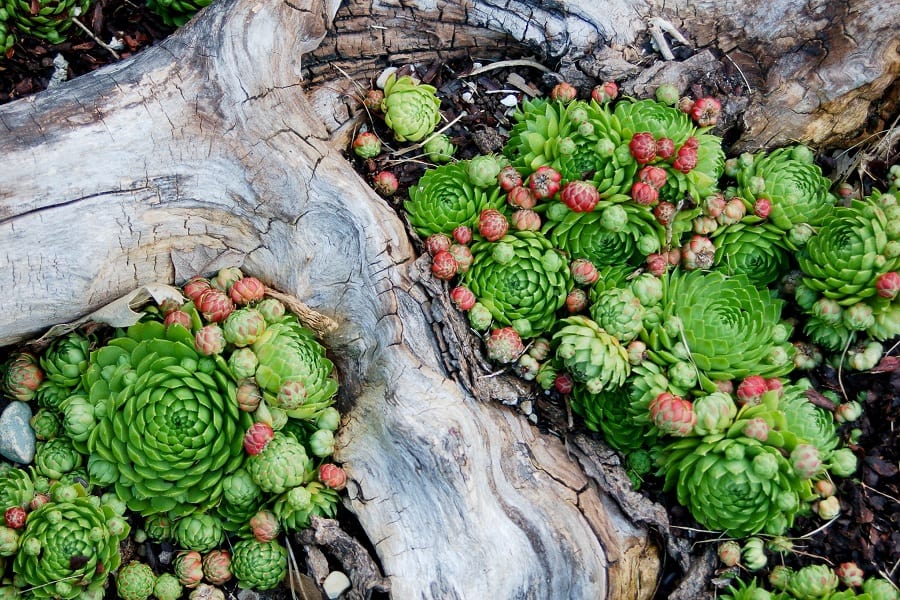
[85,321,253,516]
[569,382,651,454]
[462,231,572,338]
[712,222,792,288]
[646,269,795,391]
[380,72,442,142]
[116,561,157,600]
[230,539,287,591]
[405,161,505,238]
[552,316,630,393]
[38,331,91,390]
[734,145,835,236]
[3,0,92,45]
[272,481,340,531]
[0,466,34,511]
[503,98,578,172]
[146,0,210,26]
[11,491,129,599]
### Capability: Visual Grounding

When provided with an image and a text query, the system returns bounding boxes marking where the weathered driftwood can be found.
[0,0,896,598]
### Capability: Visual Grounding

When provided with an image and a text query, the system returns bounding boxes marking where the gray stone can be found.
[323,571,351,599]
[0,401,36,464]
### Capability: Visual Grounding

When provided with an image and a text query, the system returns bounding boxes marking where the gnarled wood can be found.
[0,0,896,598]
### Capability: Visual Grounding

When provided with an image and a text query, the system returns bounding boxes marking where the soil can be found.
[1,6,898,600]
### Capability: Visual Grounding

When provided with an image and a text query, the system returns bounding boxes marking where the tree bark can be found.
[0,0,896,598]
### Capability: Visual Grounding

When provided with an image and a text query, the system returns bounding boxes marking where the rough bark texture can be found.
[0,0,897,598]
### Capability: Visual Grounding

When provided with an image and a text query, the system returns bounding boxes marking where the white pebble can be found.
[520,400,533,415]
[500,94,519,107]
[323,571,352,599]
[375,67,399,89]
[461,91,475,103]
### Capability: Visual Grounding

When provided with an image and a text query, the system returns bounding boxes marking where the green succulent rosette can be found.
[146,0,211,26]
[645,269,795,390]
[3,0,92,45]
[798,198,898,306]
[657,434,806,537]
[778,380,839,457]
[712,222,792,287]
[245,432,313,494]
[34,380,70,410]
[251,316,338,420]
[658,133,725,205]
[613,98,696,143]
[462,231,572,337]
[39,332,91,390]
[0,466,34,509]
[60,392,95,453]
[381,73,442,142]
[116,561,157,600]
[545,202,664,267]
[552,315,630,393]
[215,468,264,532]
[33,437,82,480]
[504,98,577,173]
[569,382,649,453]
[735,146,835,234]
[558,102,637,195]
[404,161,505,238]
[86,321,252,517]
[12,495,129,599]
[589,286,645,343]
[173,513,224,553]
[272,481,340,531]
[231,539,287,591]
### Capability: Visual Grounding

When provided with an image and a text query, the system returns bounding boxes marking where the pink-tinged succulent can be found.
[876,271,900,299]
[790,443,822,479]
[690,97,722,127]
[570,258,599,285]
[765,377,784,396]
[753,198,772,219]
[202,550,233,585]
[236,380,263,412]
[553,373,574,395]
[164,310,192,329]
[631,181,659,206]
[319,463,348,490]
[452,225,473,245]
[817,495,841,519]
[646,253,669,277]
[718,197,747,225]
[498,165,523,192]
[372,170,399,196]
[680,235,716,270]
[835,562,865,588]
[29,493,50,511]
[276,379,307,410]
[194,324,227,356]
[249,510,281,542]
[667,248,682,265]
[672,145,698,173]
[448,244,474,273]
[174,551,204,588]
[183,276,213,302]
[560,180,600,212]
[835,401,863,423]
[814,479,836,498]
[649,392,696,436]
[655,137,675,160]
[736,375,768,406]
[4,506,26,529]
[2,352,43,401]
[485,327,525,364]
[230,276,266,305]
[678,97,695,114]
[590,81,618,104]
[717,541,741,567]
[566,289,588,313]
[692,215,718,236]
[682,136,700,150]
[196,289,235,323]
[212,267,243,292]
[510,209,542,231]
[742,417,769,441]
[450,286,477,311]
[431,250,459,280]
[507,185,537,210]
[638,165,668,189]
[363,88,385,112]
[478,209,509,242]
[528,166,562,199]
[653,201,676,226]
[702,193,726,218]
[425,233,452,256]
[352,131,381,159]
[629,132,657,164]
[626,340,647,365]
[550,82,577,103]
[243,422,275,456]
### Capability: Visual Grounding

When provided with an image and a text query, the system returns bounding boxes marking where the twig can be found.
[264,287,339,336]
[723,53,754,95]
[70,18,120,60]
[461,59,552,78]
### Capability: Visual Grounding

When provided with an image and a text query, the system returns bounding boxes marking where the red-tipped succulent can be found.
[319,463,348,490]
[498,165,523,192]
[629,132,657,164]
[591,81,618,104]
[243,422,275,456]
[431,250,459,280]
[528,166,562,199]
[230,276,266,305]
[550,82,578,103]
[690,96,722,127]
[4,506,26,530]
[478,209,510,241]
[631,182,659,206]
[372,170,399,196]
[196,288,235,323]
[450,286,477,311]
[560,180,600,212]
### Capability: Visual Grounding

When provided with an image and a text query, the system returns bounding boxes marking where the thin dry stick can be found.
[70,18,121,60]
[461,59,552,78]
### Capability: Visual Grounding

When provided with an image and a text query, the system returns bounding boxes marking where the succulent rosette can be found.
[545,202,665,267]
[3,0,92,45]
[86,321,253,516]
[778,381,839,457]
[552,316,630,393]
[245,432,313,494]
[215,468,264,531]
[230,539,287,590]
[657,434,807,537]
[116,561,157,600]
[146,0,210,26]
[272,481,340,531]
[251,316,338,420]
[12,494,129,599]
[735,146,835,234]
[657,134,725,205]
[173,513,225,553]
[503,98,577,172]
[569,383,649,453]
[39,331,91,390]
[380,73,442,142]
[786,564,839,599]
[589,287,646,342]
[462,231,572,337]
[405,161,505,238]
[0,467,34,510]
[646,270,795,390]
[712,222,792,287]
[614,98,696,144]
[1,352,43,401]
[33,437,82,480]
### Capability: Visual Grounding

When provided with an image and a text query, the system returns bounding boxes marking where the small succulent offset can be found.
[146,0,211,26]
[380,72,443,142]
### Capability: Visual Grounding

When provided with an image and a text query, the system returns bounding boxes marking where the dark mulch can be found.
[2,6,898,599]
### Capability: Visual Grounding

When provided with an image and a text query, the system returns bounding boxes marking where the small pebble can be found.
[0,401,36,464]
[461,91,475,103]
[500,94,519,107]
[520,400,533,415]
[323,571,351,599]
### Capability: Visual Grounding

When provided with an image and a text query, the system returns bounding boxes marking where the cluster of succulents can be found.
[389,79,898,543]
[0,0,93,53]
[0,266,347,596]
[144,0,210,26]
